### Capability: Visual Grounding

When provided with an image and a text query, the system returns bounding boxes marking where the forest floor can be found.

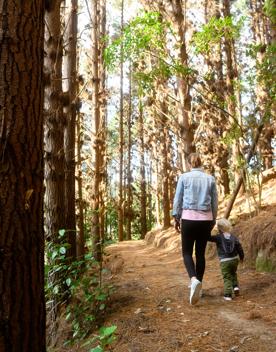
[54,175,276,352]
[101,175,276,352]
[102,237,276,352]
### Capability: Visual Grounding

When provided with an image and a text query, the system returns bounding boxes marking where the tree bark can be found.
[204,0,230,196]
[148,161,154,230]
[153,141,161,227]
[249,0,274,169]
[222,0,243,186]
[0,1,46,350]
[99,0,107,244]
[44,0,67,335]
[76,109,85,258]
[44,0,66,245]
[126,67,133,240]
[64,0,78,261]
[171,0,194,171]
[142,0,195,172]
[157,94,171,229]
[91,0,102,261]
[118,0,125,241]
[138,102,148,239]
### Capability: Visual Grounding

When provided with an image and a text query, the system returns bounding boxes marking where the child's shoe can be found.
[233,286,240,295]
[223,294,232,301]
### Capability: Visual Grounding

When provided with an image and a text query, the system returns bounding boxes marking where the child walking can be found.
[209,218,244,301]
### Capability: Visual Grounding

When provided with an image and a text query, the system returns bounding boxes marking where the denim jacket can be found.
[172,168,218,221]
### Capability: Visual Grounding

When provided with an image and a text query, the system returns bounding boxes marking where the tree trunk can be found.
[142,0,194,171]
[99,0,107,243]
[172,0,194,171]
[0,1,46,351]
[222,0,243,185]
[44,0,66,244]
[44,0,67,333]
[76,109,85,258]
[153,142,161,227]
[148,161,153,230]
[157,93,171,229]
[118,0,125,241]
[161,127,171,229]
[204,0,230,196]
[138,102,148,239]
[91,0,102,261]
[126,67,133,240]
[249,0,274,169]
[64,0,78,261]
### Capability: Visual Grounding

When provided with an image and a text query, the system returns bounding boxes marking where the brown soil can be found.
[52,178,276,352]
[103,238,276,352]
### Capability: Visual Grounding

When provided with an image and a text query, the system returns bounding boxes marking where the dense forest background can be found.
[0,0,275,351]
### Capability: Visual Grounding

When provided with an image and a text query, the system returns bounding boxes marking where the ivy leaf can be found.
[59,246,66,255]
[58,229,66,237]
[51,250,58,260]
[99,325,117,338]
[66,278,72,287]
[89,346,103,352]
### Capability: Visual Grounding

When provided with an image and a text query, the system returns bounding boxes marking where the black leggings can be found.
[181,219,213,282]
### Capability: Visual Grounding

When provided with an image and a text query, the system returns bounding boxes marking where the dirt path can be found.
[104,240,276,352]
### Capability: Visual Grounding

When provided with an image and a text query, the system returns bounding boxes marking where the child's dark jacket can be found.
[208,232,244,261]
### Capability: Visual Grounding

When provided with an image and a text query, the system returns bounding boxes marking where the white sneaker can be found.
[233,286,240,295]
[189,279,202,305]
[223,295,232,301]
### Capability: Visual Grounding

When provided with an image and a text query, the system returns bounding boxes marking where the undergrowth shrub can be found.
[45,229,116,351]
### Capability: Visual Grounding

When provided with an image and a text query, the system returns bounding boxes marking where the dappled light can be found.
[0,0,275,351]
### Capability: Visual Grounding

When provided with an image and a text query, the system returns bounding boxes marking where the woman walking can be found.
[173,153,218,305]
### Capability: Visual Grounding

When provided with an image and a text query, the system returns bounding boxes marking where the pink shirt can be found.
[181,209,213,221]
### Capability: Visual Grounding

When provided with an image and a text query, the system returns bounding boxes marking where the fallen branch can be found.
[224,123,264,219]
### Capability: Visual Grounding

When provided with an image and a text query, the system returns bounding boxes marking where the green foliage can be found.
[105,11,195,95]
[81,325,117,352]
[256,251,276,272]
[193,16,244,54]
[264,0,276,24]
[104,11,168,70]
[104,199,119,241]
[46,235,114,347]
[45,229,71,301]
[61,229,115,344]
[257,44,276,101]
[246,43,276,104]
[220,122,242,146]
[64,256,114,342]
[134,71,155,92]
[172,60,196,77]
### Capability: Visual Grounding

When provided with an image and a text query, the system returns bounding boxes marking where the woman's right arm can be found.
[211,177,218,223]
